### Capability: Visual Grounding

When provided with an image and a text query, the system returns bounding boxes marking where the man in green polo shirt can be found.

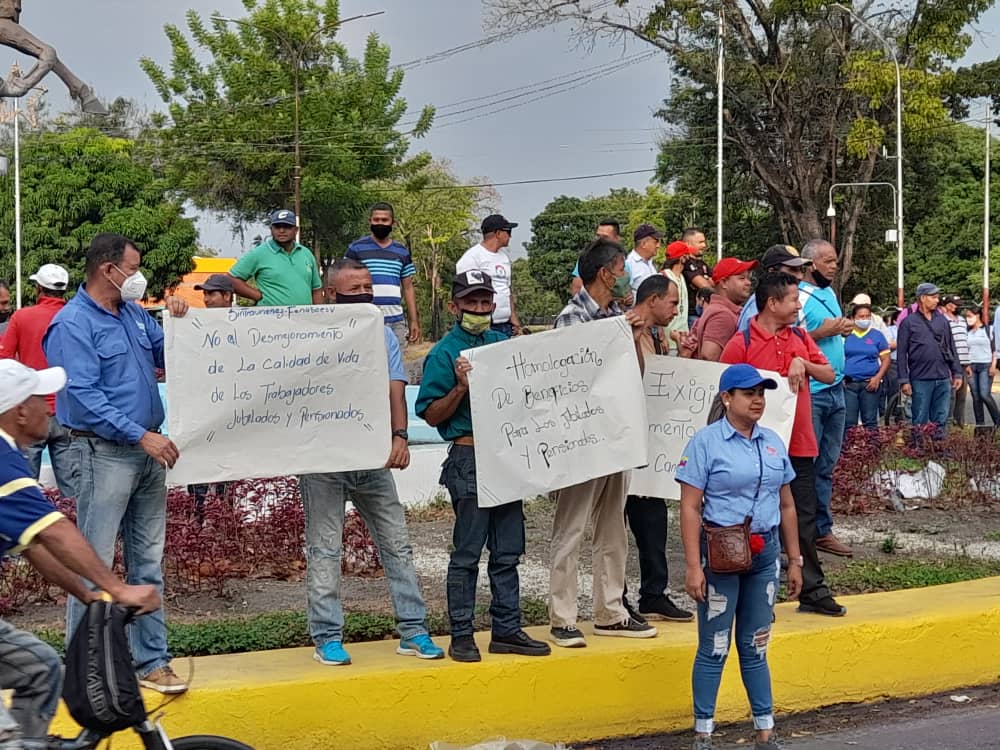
[229,209,323,306]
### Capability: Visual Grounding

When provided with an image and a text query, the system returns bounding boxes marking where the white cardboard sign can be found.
[164,305,390,484]
[464,317,648,507]
[629,356,796,499]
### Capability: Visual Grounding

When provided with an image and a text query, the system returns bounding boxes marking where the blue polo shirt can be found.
[675,417,795,533]
[799,281,845,393]
[345,236,416,324]
[0,428,65,555]
[844,329,889,380]
[43,285,164,445]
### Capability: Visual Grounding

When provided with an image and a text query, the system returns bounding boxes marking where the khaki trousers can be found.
[548,471,629,628]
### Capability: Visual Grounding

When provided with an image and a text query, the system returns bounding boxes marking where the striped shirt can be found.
[0,428,64,555]
[345,237,416,324]
[945,314,971,365]
[555,288,623,328]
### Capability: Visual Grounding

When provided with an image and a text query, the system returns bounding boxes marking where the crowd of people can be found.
[0,205,997,749]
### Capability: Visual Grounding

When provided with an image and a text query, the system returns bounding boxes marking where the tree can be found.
[511,258,562,321]
[0,127,198,299]
[488,0,1000,291]
[140,0,435,264]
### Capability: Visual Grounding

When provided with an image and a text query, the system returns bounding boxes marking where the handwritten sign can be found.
[164,305,390,484]
[629,356,796,499]
[464,317,648,507]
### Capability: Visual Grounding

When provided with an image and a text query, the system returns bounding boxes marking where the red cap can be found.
[666,241,690,259]
[712,257,758,283]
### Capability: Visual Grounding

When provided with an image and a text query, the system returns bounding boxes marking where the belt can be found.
[844,376,871,385]
[452,436,474,446]
[70,428,160,439]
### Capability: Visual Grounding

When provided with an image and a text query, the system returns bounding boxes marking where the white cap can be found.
[29,263,70,291]
[0,360,66,414]
[850,293,872,306]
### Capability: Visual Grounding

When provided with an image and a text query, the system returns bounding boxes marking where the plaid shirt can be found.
[554,288,623,328]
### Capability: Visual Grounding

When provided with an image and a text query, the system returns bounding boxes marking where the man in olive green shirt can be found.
[229,209,323,306]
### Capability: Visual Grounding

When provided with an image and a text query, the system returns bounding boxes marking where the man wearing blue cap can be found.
[228,209,323,307]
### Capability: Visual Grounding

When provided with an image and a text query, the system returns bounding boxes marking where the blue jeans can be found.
[693,530,780,735]
[298,469,428,646]
[0,619,63,739]
[810,383,845,538]
[910,378,952,438]
[23,416,78,498]
[968,364,1000,427]
[440,445,525,638]
[843,379,880,434]
[66,437,170,677]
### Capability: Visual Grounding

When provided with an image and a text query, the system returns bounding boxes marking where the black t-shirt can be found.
[683,257,712,296]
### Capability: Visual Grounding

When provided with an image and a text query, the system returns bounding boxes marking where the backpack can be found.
[742,324,806,349]
[63,600,147,732]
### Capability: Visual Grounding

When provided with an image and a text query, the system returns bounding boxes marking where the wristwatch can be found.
[392,429,409,442]
[789,555,804,567]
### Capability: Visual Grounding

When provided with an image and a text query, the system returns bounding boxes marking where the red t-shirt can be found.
[698,294,743,352]
[720,317,828,458]
[0,296,67,413]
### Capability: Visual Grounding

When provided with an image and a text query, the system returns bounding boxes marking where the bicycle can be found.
[883,389,911,426]
[24,724,253,750]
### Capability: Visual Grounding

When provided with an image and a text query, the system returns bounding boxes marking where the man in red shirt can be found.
[720,271,847,617]
[689,256,757,361]
[0,263,76,495]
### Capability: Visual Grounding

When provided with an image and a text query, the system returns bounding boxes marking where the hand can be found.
[670,329,684,345]
[386,436,410,470]
[953,377,964,391]
[109,583,161,615]
[685,567,707,602]
[991,365,998,378]
[866,376,881,393]
[624,309,645,342]
[621,291,635,307]
[965,366,973,377]
[785,563,803,601]
[165,296,189,318]
[787,356,807,393]
[408,323,423,344]
[454,356,472,389]
[901,383,913,397]
[837,317,855,335]
[139,431,179,469]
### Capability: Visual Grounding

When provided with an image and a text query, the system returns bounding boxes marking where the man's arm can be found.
[808,317,853,341]
[802,333,835,384]
[229,275,263,303]
[312,289,326,305]
[689,275,713,291]
[401,276,422,344]
[386,380,410,469]
[418,349,468,427]
[508,288,522,332]
[896,319,911,384]
[0,311,19,359]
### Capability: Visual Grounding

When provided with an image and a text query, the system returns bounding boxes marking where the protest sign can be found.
[464,317,648,507]
[164,304,390,484]
[629,356,796,499]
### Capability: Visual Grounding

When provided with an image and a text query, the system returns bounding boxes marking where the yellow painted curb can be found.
[48,577,1000,749]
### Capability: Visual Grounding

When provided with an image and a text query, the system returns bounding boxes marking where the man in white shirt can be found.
[456,214,522,336]
[626,224,662,297]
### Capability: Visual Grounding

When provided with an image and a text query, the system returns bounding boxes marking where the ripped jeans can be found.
[693,529,780,735]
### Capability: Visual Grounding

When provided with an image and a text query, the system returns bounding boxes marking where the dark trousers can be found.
[789,456,831,605]
[624,495,669,605]
[440,444,524,638]
[950,372,969,426]
[491,321,516,337]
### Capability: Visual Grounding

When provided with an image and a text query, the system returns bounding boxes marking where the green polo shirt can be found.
[416,324,507,442]
[230,238,322,307]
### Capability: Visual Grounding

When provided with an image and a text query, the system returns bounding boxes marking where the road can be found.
[786,706,1000,749]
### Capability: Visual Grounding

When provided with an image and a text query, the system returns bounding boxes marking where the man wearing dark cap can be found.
[456,214,523,337]
[940,294,972,426]
[737,245,811,332]
[193,274,234,309]
[416,270,550,663]
[627,224,662,297]
[229,209,323,307]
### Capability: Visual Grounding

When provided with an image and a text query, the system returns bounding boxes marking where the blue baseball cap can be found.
[268,208,297,226]
[719,364,778,393]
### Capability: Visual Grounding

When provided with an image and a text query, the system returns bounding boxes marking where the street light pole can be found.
[826,182,897,271]
[833,4,905,308]
[716,8,724,262]
[13,96,21,309]
[985,104,992,325]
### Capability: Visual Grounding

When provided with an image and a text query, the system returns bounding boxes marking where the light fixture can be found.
[826,204,836,218]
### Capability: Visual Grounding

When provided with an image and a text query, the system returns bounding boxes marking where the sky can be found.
[3,0,999,259]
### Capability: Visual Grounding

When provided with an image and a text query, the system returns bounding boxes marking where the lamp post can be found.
[716,8,724,262]
[985,103,992,325]
[212,11,384,246]
[826,181,898,250]
[833,4,904,308]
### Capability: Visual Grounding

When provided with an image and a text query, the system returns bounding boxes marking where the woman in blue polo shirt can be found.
[843,303,891,434]
[676,364,802,750]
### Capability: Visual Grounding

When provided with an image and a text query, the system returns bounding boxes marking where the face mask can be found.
[607,268,631,299]
[111,266,148,302]
[812,269,833,289]
[370,224,392,241]
[0,310,9,323]
[458,310,491,335]
[855,319,871,330]
[335,292,374,305]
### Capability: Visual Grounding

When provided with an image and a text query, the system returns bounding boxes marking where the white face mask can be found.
[855,318,871,330]
[111,265,148,302]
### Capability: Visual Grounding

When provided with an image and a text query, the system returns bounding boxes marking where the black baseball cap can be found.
[761,244,810,270]
[633,223,663,243]
[194,274,234,293]
[452,270,495,299]
[481,214,518,235]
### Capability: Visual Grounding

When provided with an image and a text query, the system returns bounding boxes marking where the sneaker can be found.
[754,732,784,749]
[138,665,189,694]
[489,629,551,657]
[639,595,694,623]
[314,640,352,666]
[447,635,481,663]
[623,596,648,625]
[549,626,587,648]
[798,595,847,617]
[692,734,713,749]
[397,633,445,660]
[593,617,657,638]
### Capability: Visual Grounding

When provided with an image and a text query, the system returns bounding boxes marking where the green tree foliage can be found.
[0,128,198,299]
[140,0,435,263]
[511,258,562,320]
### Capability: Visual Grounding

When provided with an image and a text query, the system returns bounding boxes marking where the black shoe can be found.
[448,635,481,662]
[593,616,658,638]
[489,629,551,656]
[639,595,694,623]
[623,597,648,625]
[549,626,587,648]
[798,595,847,617]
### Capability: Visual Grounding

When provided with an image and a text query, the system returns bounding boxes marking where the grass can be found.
[984,531,1000,542]
[827,557,1000,594]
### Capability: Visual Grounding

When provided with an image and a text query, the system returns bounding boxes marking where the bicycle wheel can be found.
[171,736,255,750]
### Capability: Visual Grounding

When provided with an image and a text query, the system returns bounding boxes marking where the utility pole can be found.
[715,8,724,262]
[985,104,992,325]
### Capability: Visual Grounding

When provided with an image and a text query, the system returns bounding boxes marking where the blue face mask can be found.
[855,318,871,330]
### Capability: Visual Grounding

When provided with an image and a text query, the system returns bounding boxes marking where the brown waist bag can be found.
[703,517,752,574]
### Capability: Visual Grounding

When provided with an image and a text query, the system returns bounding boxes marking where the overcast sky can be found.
[4,0,999,258]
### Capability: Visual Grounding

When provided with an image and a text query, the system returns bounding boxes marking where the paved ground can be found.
[786,706,1000,749]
